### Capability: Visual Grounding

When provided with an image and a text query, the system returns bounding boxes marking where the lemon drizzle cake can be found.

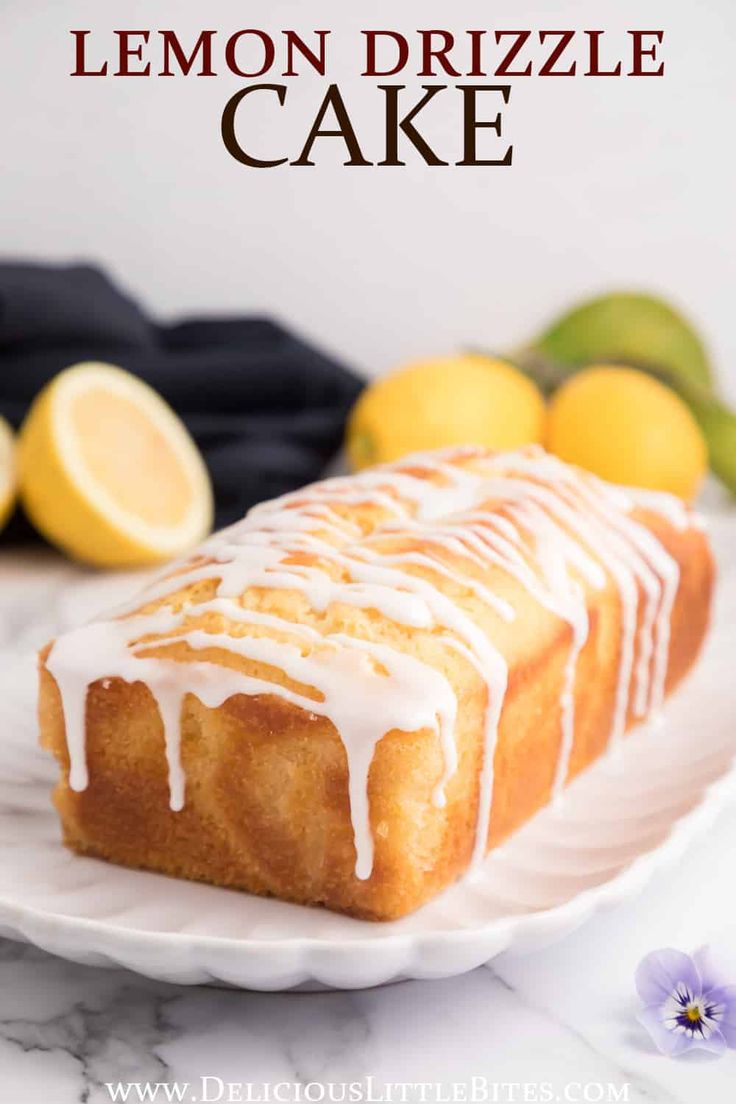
[39,446,713,917]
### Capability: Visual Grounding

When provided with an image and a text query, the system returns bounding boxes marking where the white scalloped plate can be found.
[0,530,734,990]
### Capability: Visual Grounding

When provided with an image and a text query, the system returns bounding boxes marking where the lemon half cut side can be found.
[19,362,214,567]
[0,416,17,533]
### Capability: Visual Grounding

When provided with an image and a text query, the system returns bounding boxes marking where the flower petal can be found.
[635,949,701,1007]
[705,985,736,1049]
[693,946,731,994]
[697,1027,727,1057]
[638,1007,727,1057]
[637,1007,693,1056]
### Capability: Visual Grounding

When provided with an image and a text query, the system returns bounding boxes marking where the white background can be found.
[1,1,734,388]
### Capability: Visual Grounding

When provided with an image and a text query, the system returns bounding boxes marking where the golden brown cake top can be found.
[44,445,700,880]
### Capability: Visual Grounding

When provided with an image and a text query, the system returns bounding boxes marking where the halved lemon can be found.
[18,363,213,567]
[0,417,17,533]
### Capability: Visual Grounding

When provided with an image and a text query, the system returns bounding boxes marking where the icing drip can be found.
[46,446,691,880]
[49,611,457,881]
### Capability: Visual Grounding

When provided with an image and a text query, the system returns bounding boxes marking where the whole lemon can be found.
[347,355,545,470]
[547,365,708,500]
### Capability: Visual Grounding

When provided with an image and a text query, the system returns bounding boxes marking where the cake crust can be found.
[38,448,714,920]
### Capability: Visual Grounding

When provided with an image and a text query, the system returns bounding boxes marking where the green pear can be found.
[530,292,713,392]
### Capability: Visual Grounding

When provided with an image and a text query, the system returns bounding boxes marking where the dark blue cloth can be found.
[0,262,362,536]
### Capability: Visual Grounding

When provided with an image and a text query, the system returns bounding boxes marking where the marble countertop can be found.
[1,545,735,1104]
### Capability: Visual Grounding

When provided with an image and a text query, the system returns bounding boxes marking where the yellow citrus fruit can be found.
[0,417,18,533]
[547,365,708,500]
[346,355,545,470]
[18,362,214,567]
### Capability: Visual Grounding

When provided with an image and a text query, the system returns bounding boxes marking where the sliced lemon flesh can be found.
[19,363,214,567]
[0,417,17,533]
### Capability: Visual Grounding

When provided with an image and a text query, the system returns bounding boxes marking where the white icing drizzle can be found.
[46,446,693,881]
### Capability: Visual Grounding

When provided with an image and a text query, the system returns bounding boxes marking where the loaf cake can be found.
[39,446,714,920]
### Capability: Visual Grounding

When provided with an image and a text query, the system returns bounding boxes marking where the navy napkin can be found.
[0,262,363,535]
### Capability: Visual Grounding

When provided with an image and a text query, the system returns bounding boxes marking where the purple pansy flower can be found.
[635,947,736,1057]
